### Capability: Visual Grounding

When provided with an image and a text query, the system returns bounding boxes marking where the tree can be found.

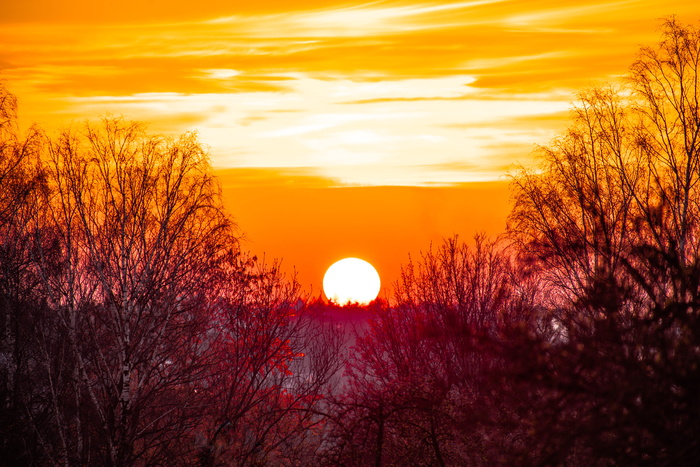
[0,81,48,465]
[507,18,700,464]
[324,236,539,466]
[0,86,343,466]
[196,256,344,466]
[27,117,236,465]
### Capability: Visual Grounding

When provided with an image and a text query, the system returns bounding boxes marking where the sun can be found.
[323,257,381,306]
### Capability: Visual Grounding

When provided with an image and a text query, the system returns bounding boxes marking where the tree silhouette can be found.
[507,18,700,464]
[0,96,343,464]
[4,16,700,466]
[23,118,235,465]
[196,256,344,466]
[0,81,48,465]
[324,236,540,466]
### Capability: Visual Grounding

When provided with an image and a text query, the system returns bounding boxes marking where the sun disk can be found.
[323,257,380,305]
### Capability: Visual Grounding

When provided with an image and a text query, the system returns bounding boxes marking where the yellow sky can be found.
[4,0,699,186]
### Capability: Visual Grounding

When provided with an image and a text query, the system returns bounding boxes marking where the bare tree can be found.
[29,118,235,465]
[507,18,700,464]
[198,255,344,466]
[0,81,48,464]
[324,236,537,466]
[0,89,345,465]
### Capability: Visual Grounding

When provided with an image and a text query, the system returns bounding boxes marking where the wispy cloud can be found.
[208,1,506,37]
[502,1,636,30]
[2,0,699,184]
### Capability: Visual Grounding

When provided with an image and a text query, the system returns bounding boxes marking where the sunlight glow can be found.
[323,258,381,306]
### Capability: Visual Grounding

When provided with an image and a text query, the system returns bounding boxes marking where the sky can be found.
[3,0,700,298]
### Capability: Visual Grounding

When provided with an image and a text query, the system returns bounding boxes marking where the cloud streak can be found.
[2,0,699,184]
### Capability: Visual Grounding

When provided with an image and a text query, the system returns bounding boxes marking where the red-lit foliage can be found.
[196,255,343,466]
[505,18,700,464]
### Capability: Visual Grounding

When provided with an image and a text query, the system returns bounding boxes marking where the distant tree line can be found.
[2,17,700,466]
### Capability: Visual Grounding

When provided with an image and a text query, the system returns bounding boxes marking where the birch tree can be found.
[32,118,235,465]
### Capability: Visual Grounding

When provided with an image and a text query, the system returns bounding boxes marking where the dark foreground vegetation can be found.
[2,18,700,466]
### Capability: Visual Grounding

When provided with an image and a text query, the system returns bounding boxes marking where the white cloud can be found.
[199,68,242,79]
[62,72,568,184]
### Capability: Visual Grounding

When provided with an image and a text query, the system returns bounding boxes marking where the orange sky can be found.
[218,168,510,296]
[3,1,700,298]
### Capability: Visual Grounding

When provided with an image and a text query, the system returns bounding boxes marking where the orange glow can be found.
[2,0,700,295]
[216,167,511,297]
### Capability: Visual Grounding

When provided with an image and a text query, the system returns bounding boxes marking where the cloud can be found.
[209,1,507,37]
[502,1,635,30]
[3,0,699,185]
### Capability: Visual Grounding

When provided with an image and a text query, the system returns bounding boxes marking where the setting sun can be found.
[323,257,381,305]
